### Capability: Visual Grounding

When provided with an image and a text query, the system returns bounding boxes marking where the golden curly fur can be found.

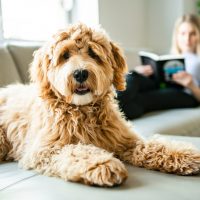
[0,23,200,186]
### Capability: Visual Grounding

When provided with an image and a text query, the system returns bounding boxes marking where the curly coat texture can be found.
[0,23,200,187]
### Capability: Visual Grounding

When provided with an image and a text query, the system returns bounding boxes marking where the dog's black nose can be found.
[73,69,88,83]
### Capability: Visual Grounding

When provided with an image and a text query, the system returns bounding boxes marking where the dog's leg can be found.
[121,136,200,175]
[0,127,11,161]
[108,116,200,175]
[20,143,128,186]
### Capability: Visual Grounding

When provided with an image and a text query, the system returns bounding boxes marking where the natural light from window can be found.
[1,0,72,41]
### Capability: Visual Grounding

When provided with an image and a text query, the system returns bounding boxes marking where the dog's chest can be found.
[62,107,104,143]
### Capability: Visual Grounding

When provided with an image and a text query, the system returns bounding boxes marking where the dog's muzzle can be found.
[73,69,90,95]
[73,69,88,83]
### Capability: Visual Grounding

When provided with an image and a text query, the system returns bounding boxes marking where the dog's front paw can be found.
[172,151,200,175]
[161,143,200,175]
[84,157,128,187]
[158,141,200,175]
[133,138,200,175]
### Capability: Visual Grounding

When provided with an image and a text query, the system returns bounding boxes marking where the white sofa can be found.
[0,42,200,200]
[0,135,200,200]
[132,108,200,137]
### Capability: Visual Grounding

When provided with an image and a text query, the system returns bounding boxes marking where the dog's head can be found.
[30,23,127,105]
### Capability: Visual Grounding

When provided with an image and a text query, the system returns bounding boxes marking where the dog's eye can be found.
[88,47,99,60]
[63,52,70,60]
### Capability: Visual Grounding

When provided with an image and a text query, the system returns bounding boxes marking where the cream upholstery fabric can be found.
[7,43,41,83]
[0,135,200,200]
[0,45,21,87]
[132,108,200,137]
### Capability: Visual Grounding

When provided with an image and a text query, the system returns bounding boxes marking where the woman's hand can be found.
[172,71,200,102]
[134,65,154,77]
[172,71,194,89]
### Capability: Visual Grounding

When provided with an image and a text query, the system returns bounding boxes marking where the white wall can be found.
[72,0,99,27]
[98,0,198,68]
[99,0,147,49]
[0,0,3,42]
[98,0,148,67]
[146,0,183,53]
[183,0,197,13]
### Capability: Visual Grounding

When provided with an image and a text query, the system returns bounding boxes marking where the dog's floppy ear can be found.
[29,46,51,95]
[110,42,128,91]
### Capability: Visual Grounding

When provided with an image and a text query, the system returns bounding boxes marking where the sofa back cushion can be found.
[0,45,22,87]
[7,43,42,83]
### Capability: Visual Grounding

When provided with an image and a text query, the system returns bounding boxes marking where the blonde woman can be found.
[171,14,200,101]
[117,14,200,119]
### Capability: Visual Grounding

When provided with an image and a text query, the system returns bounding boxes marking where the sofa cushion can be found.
[7,43,42,83]
[0,135,200,200]
[0,162,36,191]
[132,107,200,137]
[0,45,21,87]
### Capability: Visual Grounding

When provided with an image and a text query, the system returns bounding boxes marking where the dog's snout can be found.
[73,69,88,83]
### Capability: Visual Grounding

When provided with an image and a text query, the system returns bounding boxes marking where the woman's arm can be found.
[173,71,200,102]
[133,65,154,76]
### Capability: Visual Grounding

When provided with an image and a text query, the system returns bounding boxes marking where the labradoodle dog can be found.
[0,24,200,187]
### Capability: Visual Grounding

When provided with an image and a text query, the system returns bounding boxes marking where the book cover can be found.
[139,51,185,88]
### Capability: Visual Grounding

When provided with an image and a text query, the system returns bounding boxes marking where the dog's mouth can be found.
[74,85,90,95]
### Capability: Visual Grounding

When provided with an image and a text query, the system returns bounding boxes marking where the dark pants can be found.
[117,72,199,119]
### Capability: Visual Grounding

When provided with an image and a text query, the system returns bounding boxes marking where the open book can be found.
[139,51,185,88]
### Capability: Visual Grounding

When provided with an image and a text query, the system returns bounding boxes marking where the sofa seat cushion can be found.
[0,135,200,200]
[131,107,200,137]
[0,162,36,191]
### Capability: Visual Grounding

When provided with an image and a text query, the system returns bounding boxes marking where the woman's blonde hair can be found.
[171,14,200,55]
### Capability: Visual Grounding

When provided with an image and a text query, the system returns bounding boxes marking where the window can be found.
[0,0,99,42]
[1,0,73,41]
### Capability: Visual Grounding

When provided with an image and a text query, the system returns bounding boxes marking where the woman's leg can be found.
[136,88,199,113]
[117,72,157,119]
[117,72,199,119]
[117,71,156,100]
